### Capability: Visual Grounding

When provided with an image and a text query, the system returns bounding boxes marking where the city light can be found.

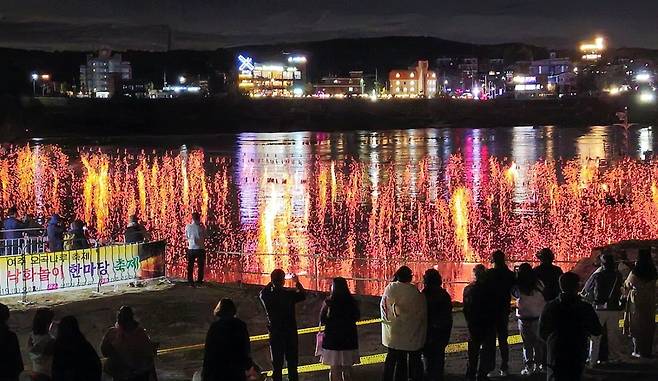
[580,36,605,52]
[293,88,304,97]
[287,56,307,64]
[238,54,255,71]
[639,91,656,104]
[40,74,50,80]
[513,76,537,84]
[178,76,186,84]
[31,73,39,81]
[636,72,652,83]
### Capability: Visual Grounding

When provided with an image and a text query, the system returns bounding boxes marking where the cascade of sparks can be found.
[2,143,658,297]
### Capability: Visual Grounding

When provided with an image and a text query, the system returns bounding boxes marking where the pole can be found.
[19,236,33,305]
[32,79,36,97]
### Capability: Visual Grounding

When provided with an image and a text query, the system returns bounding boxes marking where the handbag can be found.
[315,324,324,356]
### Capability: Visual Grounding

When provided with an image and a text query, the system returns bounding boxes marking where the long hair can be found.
[516,263,539,295]
[632,248,658,281]
[423,268,442,290]
[329,277,353,302]
[32,307,55,335]
[55,316,84,344]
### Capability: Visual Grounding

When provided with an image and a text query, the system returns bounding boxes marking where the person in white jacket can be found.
[513,263,546,376]
[381,266,427,381]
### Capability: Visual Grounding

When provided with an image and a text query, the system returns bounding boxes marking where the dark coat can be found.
[0,325,23,381]
[320,297,360,350]
[52,337,102,381]
[486,266,516,314]
[259,282,306,333]
[463,280,496,339]
[582,268,624,311]
[202,317,251,381]
[534,264,563,301]
[47,216,64,252]
[539,293,602,381]
[423,286,453,349]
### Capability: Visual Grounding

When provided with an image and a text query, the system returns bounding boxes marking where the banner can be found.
[0,240,166,296]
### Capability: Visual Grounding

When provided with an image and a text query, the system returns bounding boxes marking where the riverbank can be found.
[3,280,657,381]
[1,95,656,140]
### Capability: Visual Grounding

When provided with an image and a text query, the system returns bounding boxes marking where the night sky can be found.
[1,0,657,51]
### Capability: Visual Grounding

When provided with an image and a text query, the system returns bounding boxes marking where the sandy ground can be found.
[2,280,658,381]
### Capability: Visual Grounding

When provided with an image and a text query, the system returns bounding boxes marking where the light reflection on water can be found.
[1,125,656,299]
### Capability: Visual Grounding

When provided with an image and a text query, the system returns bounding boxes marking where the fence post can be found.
[19,237,32,305]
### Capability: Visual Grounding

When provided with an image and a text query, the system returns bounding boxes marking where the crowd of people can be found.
[0,206,152,255]
[1,212,656,381]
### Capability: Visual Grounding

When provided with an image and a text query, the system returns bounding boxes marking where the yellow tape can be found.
[157,313,658,358]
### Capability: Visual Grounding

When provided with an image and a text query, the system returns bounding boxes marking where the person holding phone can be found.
[259,269,306,381]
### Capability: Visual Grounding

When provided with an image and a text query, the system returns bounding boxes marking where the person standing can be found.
[203,298,252,381]
[46,214,64,253]
[0,303,23,381]
[463,264,495,381]
[28,308,56,381]
[486,250,515,377]
[125,215,151,244]
[100,306,157,381]
[319,277,360,381]
[381,266,427,381]
[533,248,563,301]
[51,316,102,381]
[540,272,602,381]
[3,206,24,255]
[581,253,626,365]
[185,212,206,286]
[421,268,452,381]
[259,269,306,381]
[623,248,657,358]
[69,219,89,250]
[513,263,546,375]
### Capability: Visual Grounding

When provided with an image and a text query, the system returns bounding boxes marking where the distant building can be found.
[237,54,306,97]
[389,60,437,97]
[528,53,576,95]
[580,36,605,62]
[79,49,132,98]
[314,71,364,97]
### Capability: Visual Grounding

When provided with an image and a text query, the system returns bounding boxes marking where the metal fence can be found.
[180,251,581,299]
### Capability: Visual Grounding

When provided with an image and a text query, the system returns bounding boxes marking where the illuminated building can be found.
[237,54,306,97]
[580,36,605,61]
[389,60,437,97]
[313,71,364,97]
[79,49,132,98]
[528,53,576,96]
[511,75,544,99]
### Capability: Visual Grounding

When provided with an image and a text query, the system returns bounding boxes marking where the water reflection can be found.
[1,125,657,298]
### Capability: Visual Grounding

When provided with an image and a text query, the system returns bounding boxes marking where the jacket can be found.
[381,281,427,351]
[534,263,563,301]
[47,216,64,252]
[0,325,23,381]
[320,297,360,350]
[100,324,156,379]
[125,224,148,243]
[52,337,102,381]
[513,282,546,319]
[423,286,453,348]
[202,317,251,381]
[463,280,496,338]
[581,268,624,310]
[486,265,516,314]
[260,282,306,333]
[539,293,602,379]
[2,217,23,240]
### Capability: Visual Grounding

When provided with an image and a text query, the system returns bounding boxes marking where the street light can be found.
[179,76,186,84]
[31,73,38,96]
